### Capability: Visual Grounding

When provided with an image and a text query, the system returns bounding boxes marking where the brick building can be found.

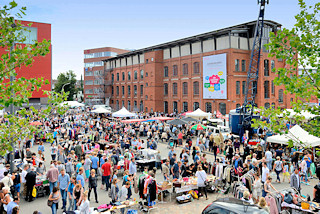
[101,20,295,114]
[0,20,52,108]
[83,47,129,105]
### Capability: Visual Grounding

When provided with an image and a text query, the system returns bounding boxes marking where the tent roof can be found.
[185,108,211,118]
[112,107,137,118]
[167,118,187,125]
[60,101,85,107]
[91,107,111,114]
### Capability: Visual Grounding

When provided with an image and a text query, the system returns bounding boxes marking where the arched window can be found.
[122,72,125,81]
[163,83,168,95]
[264,81,270,98]
[134,70,138,80]
[242,81,246,94]
[122,86,125,96]
[121,100,124,108]
[127,85,131,95]
[236,81,240,95]
[183,102,188,112]
[134,101,137,111]
[172,83,178,95]
[128,71,131,80]
[111,86,114,95]
[140,101,143,112]
[193,81,199,95]
[193,62,200,74]
[116,86,119,95]
[183,63,188,75]
[264,59,270,76]
[205,102,212,113]
[164,66,169,77]
[193,102,199,110]
[127,101,131,111]
[241,60,246,72]
[278,89,284,103]
[112,74,114,82]
[173,101,178,113]
[134,85,137,96]
[116,100,119,110]
[219,103,226,115]
[264,102,270,109]
[182,82,188,95]
[271,60,275,70]
[164,101,168,113]
[173,65,178,76]
[140,70,144,79]
[271,102,275,109]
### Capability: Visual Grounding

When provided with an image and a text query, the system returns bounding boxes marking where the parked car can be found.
[202,198,268,214]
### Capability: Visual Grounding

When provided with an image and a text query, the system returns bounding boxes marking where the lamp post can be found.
[61,82,71,92]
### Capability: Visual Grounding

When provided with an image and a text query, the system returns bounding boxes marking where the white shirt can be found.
[196,170,207,187]
[265,151,272,161]
[262,166,269,182]
[21,170,27,183]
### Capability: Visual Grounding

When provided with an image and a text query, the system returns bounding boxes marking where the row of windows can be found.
[234,59,275,75]
[84,51,118,59]
[85,88,103,94]
[163,102,227,115]
[163,82,199,96]
[113,70,144,81]
[84,80,103,85]
[113,85,144,96]
[163,62,200,77]
[84,61,104,68]
[115,100,143,112]
[85,70,103,76]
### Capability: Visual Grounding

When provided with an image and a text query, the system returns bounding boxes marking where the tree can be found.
[54,70,77,101]
[0,1,68,156]
[253,0,320,144]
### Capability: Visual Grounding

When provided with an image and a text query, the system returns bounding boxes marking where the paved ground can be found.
[20,138,318,214]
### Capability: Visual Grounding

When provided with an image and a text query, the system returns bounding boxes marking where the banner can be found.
[203,53,227,99]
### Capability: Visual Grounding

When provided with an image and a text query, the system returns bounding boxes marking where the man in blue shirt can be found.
[91,152,99,174]
[129,158,137,176]
[168,147,175,160]
[58,168,70,210]
[194,151,200,163]
[76,167,85,189]
[67,176,76,211]
[6,197,19,214]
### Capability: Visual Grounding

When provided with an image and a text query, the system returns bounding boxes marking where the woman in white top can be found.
[75,190,90,214]
[195,165,208,200]
[273,156,284,183]
[252,173,262,203]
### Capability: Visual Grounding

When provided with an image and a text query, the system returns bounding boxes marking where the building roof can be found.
[103,20,281,62]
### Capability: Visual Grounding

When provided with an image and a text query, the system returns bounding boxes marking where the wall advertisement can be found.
[202,53,227,99]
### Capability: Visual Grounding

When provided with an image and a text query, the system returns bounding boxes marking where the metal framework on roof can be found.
[102,20,281,62]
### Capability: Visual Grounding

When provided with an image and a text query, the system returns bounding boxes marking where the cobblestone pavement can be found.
[19,137,318,214]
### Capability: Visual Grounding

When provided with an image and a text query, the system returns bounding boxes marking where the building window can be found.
[19,26,37,44]
[140,70,144,79]
[183,102,188,112]
[111,87,114,95]
[116,73,119,81]
[182,63,188,75]
[182,82,188,95]
[164,101,168,113]
[134,101,137,111]
[193,62,200,74]
[271,80,275,94]
[116,86,119,95]
[271,102,275,109]
[264,59,270,76]
[241,60,246,72]
[140,85,143,96]
[122,100,124,108]
[193,102,199,110]
[127,101,131,111]
[265,102,270,109]
[219,103,226,115]
[253,81,257,95]
[134,85,137,96]
[264,80,270,98]
[128,85,131,95]
[271,60,275,71]
[134,70,138,80]
[164,66,169,77]
[279,89,284,103]
[205,102,212,113]
[236,81,240,95]
[164,83,168,95]
[173,65,178,76]
[140,101,143,112]
[122,86,125,96]
[122,72,125,81]
[128,71,131,81]
[85,89,93,94]
[236,103,241,108]
[85,71,93,76]
[85,80,93,85]
[116,100,119,110]
[112,74,114,82]
[242,81,246,94]
[146,72,148,77]
[146,59,149,64]
[172,83,178,95]
[173,101,178,113]
[193,81,199,95]
[235,59,239,71]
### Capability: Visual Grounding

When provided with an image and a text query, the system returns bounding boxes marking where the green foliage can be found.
[253,0,320,139]
[54,70,77,101]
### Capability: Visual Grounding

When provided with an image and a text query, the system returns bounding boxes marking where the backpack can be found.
[111,156,117,165]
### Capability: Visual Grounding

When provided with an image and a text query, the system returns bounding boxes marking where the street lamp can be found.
[61,82,70,92]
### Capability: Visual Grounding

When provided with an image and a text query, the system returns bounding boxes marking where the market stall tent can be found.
[112,107,137,118]
[91,107,111,114]
[185,108,211,120]
[60,101,85,108]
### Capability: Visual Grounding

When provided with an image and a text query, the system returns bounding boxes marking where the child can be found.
[283,161,290,183]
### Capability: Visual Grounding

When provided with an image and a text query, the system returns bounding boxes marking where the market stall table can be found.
[136,159,156,171]
[35,175,49,197]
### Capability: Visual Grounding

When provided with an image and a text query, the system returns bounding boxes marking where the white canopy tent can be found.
[91,107,111,114]
[112,107,137,118]
[185,108,212,120]
[279,109,318,120]
[60,101,85,108]
[267,125,320,147]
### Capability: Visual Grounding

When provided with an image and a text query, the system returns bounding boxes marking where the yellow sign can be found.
[218,71,223,76]
[208,87,215,92]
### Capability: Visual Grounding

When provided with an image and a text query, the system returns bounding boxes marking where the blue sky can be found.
[3,0,307,79]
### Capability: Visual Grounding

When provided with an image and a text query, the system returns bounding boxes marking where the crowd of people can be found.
[0,108,319,214]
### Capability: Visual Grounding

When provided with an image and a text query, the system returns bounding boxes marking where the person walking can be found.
[110,178,119,203]
[88,169,98,203]
[195,165,208,200]
[118,182,130,214]
[67,176,76,211]
[76,168,85,189]
[101,158,112,191]
[25,167,36,202]
[262,176,277,197]
[290,168,301,193]
[76,190,90,214]
[252,173,262,203]
[48,187,60,214]
[84,155,92,182]
[46,165,59,193]
[273,156,284,183]
[57,169,70,211]
[73,184,83,210]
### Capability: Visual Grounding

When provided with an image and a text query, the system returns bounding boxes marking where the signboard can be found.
[203,53,227,99]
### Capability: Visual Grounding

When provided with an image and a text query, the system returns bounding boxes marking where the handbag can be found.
[284,193,293,204]
[47,199,53,207]
[198,171,209,186]
[32,187,37,198]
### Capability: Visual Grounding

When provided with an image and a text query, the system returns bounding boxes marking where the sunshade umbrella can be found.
[182,117,199,122]
[191,124,207,130]
[167,119,187,125]
[30,121,43,126]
